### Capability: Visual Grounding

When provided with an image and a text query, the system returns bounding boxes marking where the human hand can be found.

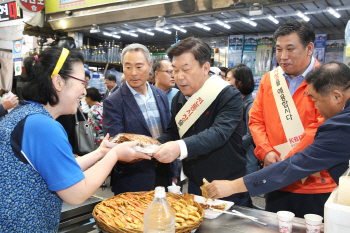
[153,141,180,163]
[2,95,18,110]
[172,177,178,185]
[95,134,112,158]
[263,151,281,166]
[114,141,152,163]
[206,180,236,199]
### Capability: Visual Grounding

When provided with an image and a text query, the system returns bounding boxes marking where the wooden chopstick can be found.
[209,208,258,220]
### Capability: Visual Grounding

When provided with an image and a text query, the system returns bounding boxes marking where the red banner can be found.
[18,0,45,12]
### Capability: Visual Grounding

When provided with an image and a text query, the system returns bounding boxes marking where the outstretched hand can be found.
[152,141,180,163]
[206,180,236,199]
[114,141,152,163]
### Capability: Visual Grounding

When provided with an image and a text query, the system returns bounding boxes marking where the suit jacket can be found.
[102,85,118,102]
[244,99,350,197]
[158,85,247,191]
[103,82,172,194]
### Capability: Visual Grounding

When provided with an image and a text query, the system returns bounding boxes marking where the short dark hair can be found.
[305,62,350,97]
[86,87,102,102]
[85,71,90,79]
[274,19,315,48]
[167,37,211,66]
[226,64,255,95]
[105,74,116,82]
[153,59,169,73]
[22,47,84,106]
[219,67,228,73]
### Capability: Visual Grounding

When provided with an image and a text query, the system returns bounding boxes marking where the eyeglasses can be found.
[157,69,174,75]
[61,73,88,86]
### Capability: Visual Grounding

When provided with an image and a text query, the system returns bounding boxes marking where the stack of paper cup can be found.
[277,211,295,233]
[304,214,323,232]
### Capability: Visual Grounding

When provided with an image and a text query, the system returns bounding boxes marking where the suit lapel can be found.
[121,84,151,134]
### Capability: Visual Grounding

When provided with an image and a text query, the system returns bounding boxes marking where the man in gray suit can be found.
[102,74,118,101]
[103,43,177,195]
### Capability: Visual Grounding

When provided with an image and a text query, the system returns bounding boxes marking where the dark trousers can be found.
[265,190,331,218]
[188,179,251,207]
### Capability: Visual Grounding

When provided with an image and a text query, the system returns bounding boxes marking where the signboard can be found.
[228,35,244,67]
[17,0,45,12]
[0,1,23,21]
[13,39,23,62]
[45,0,125,14]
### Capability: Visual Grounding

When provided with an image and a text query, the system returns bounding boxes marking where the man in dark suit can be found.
[153,37,249,205]
[206,63,350,217]
[102,74,118,101]
[103,43,177,195]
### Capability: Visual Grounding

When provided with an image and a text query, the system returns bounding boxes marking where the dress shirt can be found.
[125,81,163,138]
[283,57,315,96]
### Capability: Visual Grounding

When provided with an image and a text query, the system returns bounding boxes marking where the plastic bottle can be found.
[143,186,175,233]
[338,160,350,206]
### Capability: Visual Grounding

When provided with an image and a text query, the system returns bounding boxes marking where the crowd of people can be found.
[1,19,350,231]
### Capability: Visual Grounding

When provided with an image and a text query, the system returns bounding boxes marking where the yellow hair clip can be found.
[51,48,70,79]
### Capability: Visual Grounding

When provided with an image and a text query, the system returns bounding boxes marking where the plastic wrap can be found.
[104,133,160,154]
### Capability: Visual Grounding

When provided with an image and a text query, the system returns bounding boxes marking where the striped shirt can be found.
[126,81,163,138]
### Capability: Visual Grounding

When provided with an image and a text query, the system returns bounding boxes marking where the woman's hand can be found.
[95,134,112,159]
[112,141,152,163]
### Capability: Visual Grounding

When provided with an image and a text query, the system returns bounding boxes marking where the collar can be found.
[283,56,315,80]
[125,80,150,97]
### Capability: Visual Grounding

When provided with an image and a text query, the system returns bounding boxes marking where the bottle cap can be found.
[154,186,166,198]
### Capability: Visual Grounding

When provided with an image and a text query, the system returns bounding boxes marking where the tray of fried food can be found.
[104,133,160,154]
[92,191,204,233]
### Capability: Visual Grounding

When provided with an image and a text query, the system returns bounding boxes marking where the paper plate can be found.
[193,195,234,219]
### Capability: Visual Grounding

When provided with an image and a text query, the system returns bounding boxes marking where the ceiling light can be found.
[103,32,112,37]
[241,17,250,24]
[215,19,231,29]
[194,22,203,28]
[203,25,211,31]
[249,21,257,27]
[113,35,121,39]
[241,17,257,27]
[303,15,310,21]
[223,24,231,29]
[146,32,154,36]
[129,33,138,37]
[155,27,164,32]
[327,7,340,18]
[172,25,186,33]
[163,29,172,34]
[137,28,147,33]
[296,10,310,22]
[121,30,130,35]
[215,19,224,26]
[267,14,279,24]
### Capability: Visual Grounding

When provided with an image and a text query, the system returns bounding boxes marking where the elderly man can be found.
[248,20,336,217]
[154,59,179,110]
[207,63,350,218]
[103,43,177,195]
[153,37,248,205]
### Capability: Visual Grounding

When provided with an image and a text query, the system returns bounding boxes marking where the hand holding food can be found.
[153,141,181,163]
[206,180,237,199]
[200,178,214,201]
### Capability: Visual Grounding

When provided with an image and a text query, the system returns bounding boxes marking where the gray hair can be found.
[121,43,152,64]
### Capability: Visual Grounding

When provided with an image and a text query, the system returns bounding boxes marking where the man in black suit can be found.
[102,74,118,101]
[153,37,249,205]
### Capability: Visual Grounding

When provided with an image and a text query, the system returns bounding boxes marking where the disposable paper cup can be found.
[304,214,323,233]
[167,185,181,194]
[277,211,295,233]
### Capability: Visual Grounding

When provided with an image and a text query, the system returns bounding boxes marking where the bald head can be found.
[305,62,350,97]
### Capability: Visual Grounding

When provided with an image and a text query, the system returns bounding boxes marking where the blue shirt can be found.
[166,88,179,111]
[125,81,163,138]
[23,112,85,191]
[283,57,315,96]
